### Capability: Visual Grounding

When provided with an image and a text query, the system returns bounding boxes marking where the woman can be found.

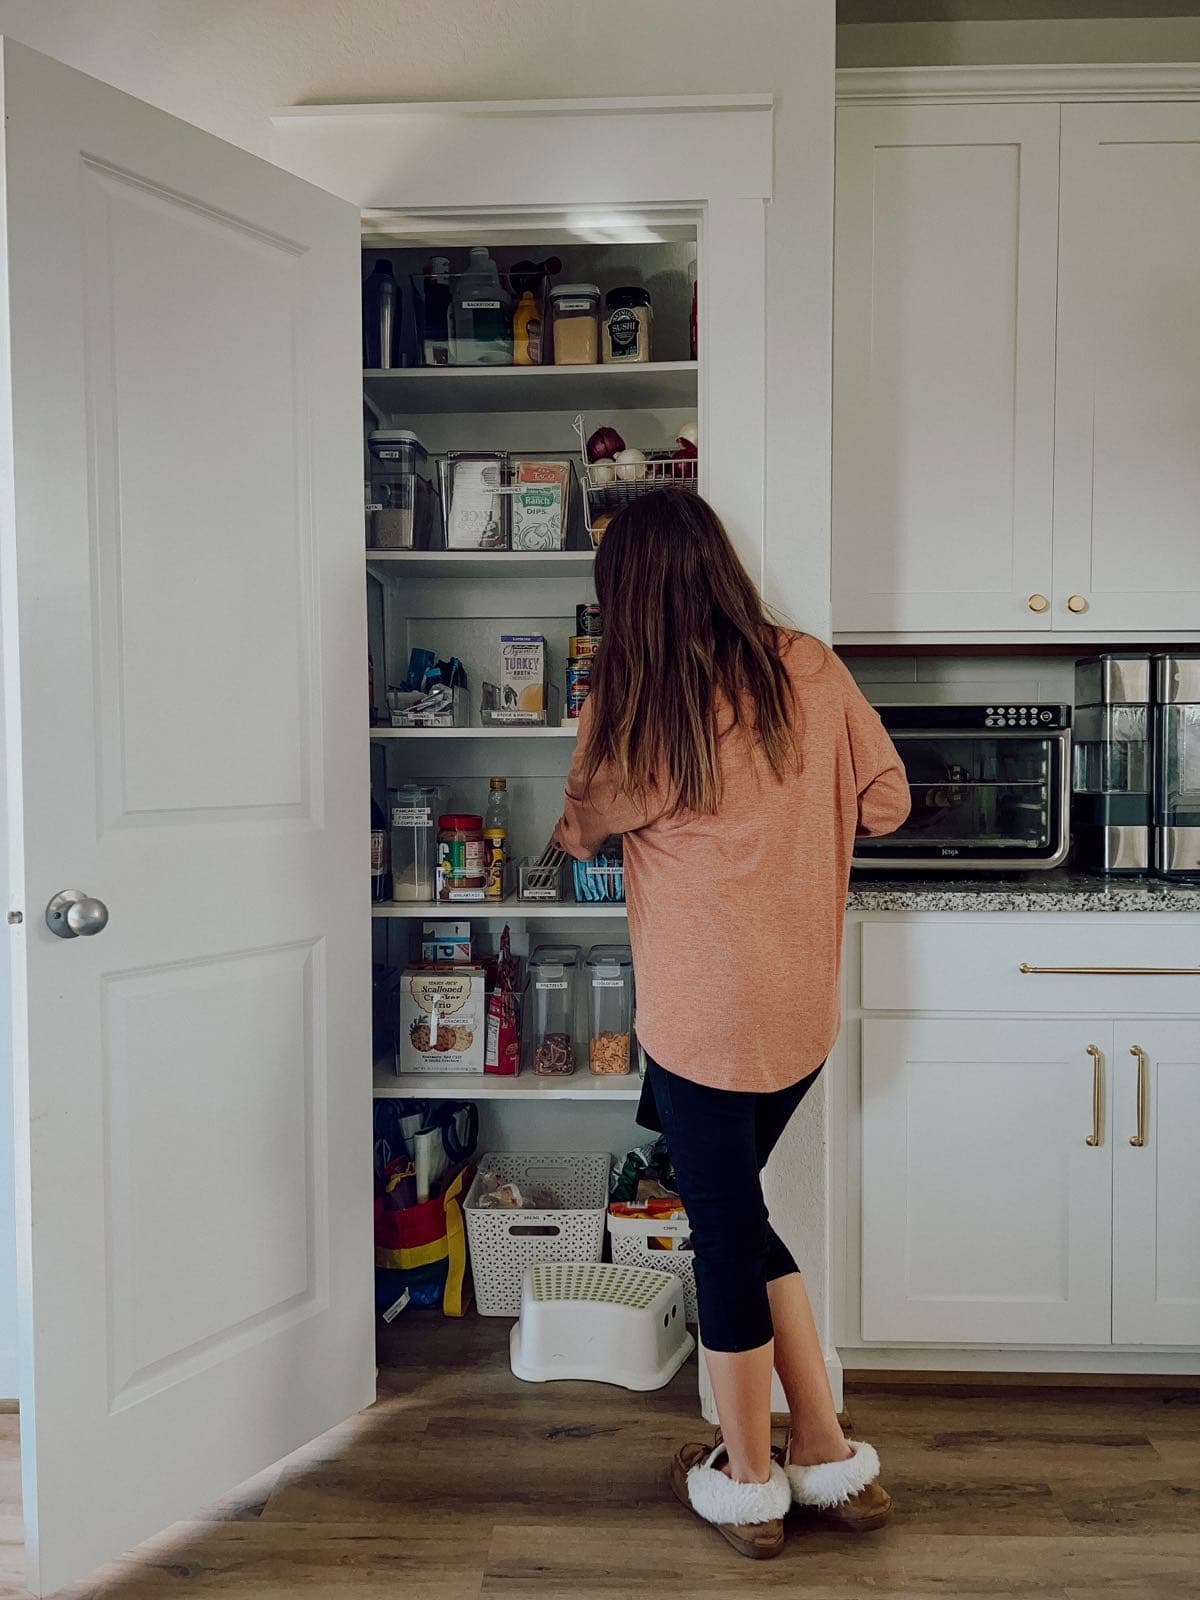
[556,490,910,1559]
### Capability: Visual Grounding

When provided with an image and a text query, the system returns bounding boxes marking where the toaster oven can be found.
[853,704,1072,872]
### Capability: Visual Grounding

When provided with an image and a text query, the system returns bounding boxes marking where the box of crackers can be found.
[398,965,486,1073]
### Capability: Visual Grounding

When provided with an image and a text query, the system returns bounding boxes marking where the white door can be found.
[1113,1024,1200,1346]
[861,1019,1113,1345]
[832,103,1060,635]
[0,41,373,1596]
[1053,103,1200,633]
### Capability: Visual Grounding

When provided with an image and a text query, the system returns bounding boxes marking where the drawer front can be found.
[860,918,1200,1014]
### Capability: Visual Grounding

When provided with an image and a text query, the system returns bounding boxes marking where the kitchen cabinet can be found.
[1052,103,1200,634]
[0,40,779,1597]
[1113,1023,1200,1346]
[833,83,1200,640]
[832,102,1060,635]
[861,1018,1113,1345]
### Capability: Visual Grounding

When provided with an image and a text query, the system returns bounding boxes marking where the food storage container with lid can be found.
[586,943,634,1075]
[389,784,442,902]
[550,284,601,365]
[602,286,653,364]
[528,944,581,1075]
[367,430,432,549]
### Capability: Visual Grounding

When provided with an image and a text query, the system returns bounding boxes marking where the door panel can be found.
[1053,103,1200,632]
[862,1019,1113,1345]
[833,103,1059,634]
[0,40,371,1596]
[1114,1024,1200,1345]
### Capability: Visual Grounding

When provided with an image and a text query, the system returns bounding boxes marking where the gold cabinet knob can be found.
[1027,593,1049,613]
[1067,594,1089,613]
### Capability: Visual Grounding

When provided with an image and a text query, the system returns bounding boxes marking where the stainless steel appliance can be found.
[1072,655,1152,874]
[1153,654,1200,878]
[853,703,1071,872]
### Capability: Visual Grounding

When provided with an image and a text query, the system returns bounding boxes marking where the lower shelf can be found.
[373,899,627,919]
[374,1062,643,1101]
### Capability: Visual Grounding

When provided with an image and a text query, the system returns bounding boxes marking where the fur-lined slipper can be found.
[787,1439,892,1531]
[669,1442,790,1559]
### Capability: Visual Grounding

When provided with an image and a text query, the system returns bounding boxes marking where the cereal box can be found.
[399,966,486,1073]
[510,459,570,550]
[499,634,546,718]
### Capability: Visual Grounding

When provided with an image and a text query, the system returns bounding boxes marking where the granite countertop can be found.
[847,869,1200,914]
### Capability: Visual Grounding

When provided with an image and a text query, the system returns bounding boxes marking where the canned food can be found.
[568,635,600,659]
[576,604,603,637]
[566,686,591,719]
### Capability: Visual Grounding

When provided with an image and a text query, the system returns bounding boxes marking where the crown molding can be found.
[836,64,1200,104]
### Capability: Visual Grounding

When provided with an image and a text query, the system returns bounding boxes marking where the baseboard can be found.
[697,1345,844,1423]
[839,1345,1200,1378]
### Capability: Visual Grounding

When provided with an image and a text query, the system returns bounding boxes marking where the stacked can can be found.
[567,604,602,719]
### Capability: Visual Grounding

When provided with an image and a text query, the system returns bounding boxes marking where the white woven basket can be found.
[607,1209,697,1321]
[465,1151,609,1317]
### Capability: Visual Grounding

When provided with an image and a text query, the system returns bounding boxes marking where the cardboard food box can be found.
[510,459,570,550]
[399,965,486,1073]
[499,634,546,719]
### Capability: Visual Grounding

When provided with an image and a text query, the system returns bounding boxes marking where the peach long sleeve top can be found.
[558,632,910,1093]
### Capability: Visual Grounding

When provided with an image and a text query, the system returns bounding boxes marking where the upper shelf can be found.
[362,360,698,416]
[370,725,578,740]
[368,549,596,582]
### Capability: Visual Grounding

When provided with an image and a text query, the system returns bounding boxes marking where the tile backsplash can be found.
[842,653,1075,707]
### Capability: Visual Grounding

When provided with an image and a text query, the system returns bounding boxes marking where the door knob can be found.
[1027,593,1049,613]
[1067,594,1088,613]
[45,890,109,939]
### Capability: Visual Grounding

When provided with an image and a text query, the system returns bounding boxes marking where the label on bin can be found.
[391,805,433,827]
[535,979,567,991]
[592,977,623,988]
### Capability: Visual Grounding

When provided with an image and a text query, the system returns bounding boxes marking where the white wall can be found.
[0,2,839,1349]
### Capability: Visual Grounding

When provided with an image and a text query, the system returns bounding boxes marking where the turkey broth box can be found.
[499,634,546,718]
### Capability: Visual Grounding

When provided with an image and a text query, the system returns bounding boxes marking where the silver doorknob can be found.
[45,890,109,939]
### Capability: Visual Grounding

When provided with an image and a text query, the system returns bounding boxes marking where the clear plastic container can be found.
[586,943,633,1075]
[550,283,601,365]
[528,944,581,1075]
[450,246,513,366]
[368,430,431,549]
[389,784,441,902]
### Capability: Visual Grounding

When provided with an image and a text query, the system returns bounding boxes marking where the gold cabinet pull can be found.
[1027,593,1049,613]
[1067,594,1089,613]
[1085,1044,1104,1147]
[1129,1045,1149,1148]
[1020,963,1200,976]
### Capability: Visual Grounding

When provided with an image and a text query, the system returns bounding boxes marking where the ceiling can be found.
[838,3,1200,21]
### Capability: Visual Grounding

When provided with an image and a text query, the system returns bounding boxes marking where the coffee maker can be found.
[1153,654,1200,879]
[1072,655,1152,874]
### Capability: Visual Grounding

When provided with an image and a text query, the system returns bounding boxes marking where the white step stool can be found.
[509,1260,695,1390]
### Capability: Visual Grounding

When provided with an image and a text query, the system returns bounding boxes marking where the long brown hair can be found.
[582,489,796,816]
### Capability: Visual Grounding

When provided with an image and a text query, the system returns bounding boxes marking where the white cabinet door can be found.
[832,104,1060,635]
[1053,103,1200,633]
[1113,1024,1200,1346]
[0,41,372,1596]
[861,1019,1113,1345]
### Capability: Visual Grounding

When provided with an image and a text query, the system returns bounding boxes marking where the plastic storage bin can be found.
[510,1261,695,1389]
[464,1151,609,1317]
[607,1209,698,1322]
[367,430,433,549]
[388,784,441,903]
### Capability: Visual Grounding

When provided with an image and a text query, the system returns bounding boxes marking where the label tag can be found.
[535,979,568,991]
[382,1288,411,1323]
[462,299,501,310]
[392,806,432,827]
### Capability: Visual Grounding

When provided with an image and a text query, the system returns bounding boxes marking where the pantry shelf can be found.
[367,549,596,581]
[362,360,698,416]
[372,899,626,920]
[373,1062,642,1101]
[370,725,579,740]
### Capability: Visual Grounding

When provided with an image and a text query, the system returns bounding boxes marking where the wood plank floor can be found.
[2,1315,1198,1598]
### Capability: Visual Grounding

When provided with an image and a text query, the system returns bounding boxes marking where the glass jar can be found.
[602,287,652,364]
[586,944,633,1075]
[528,943,581,1075]
[437,814,485,901]
[550,283,600,365]
[390,784,441,902]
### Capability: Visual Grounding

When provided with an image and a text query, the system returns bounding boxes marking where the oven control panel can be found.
[875,704,1071,733]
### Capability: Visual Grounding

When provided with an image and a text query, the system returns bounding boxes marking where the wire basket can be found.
[573,415,698,541]
[607,1210,697,1322]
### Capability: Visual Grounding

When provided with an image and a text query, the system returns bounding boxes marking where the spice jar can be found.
[528,943,581,1075]
[602,286,652,364]
[437,814,485,901]
[550,284,601,365]
[586,943,633,1075]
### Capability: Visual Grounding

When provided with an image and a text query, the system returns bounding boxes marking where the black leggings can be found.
[640,1056,822,1353]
